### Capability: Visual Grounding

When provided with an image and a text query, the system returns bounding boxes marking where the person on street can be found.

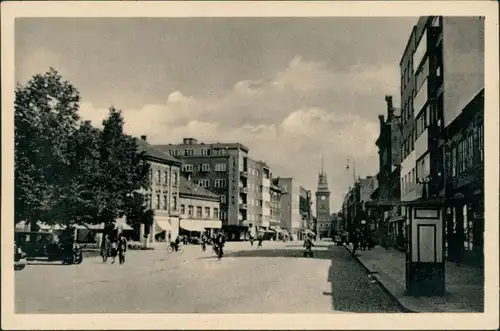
[101,234,111,263]
[303,233,315,255]
[352,229,360,257]
[201,233,207,252]
[257,234,263,248]
[249,236,254,247]
[174,236,181,252]
[117,233,127,265]
[109,239,118,263]
[215,232,226,258]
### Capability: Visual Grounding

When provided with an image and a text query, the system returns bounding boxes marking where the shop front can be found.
[180,218,222,238]
[154,216,179,243]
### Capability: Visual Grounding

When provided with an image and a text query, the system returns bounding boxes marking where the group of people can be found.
[249,235,264,248]
[349,228,376,256]
[100,233,128,265]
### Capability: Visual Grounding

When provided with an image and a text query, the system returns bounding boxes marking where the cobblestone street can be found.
[15,241,401,314]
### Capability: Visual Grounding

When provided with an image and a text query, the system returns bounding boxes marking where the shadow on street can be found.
[199,245,402,313]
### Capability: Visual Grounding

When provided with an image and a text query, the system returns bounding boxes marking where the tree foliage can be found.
[15,68,153,230]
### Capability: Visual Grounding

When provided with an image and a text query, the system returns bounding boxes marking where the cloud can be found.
[77,55,391,210]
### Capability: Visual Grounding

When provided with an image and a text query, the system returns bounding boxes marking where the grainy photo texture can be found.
[2,2,499,330]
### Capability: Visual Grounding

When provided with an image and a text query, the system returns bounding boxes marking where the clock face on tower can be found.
[321,196,326,201]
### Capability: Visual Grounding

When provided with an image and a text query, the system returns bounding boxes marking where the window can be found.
[416,108,428,138]
[164,171,169,184]
[188,205,194,216]
[201,149,209,156]
[205,207,211,218]
[172,171,178,185]
[214,179,227,188]
[451,146,457,177]
[213,208,219,220]
[172,193,178,210]
[182,164,194,172]
[219,195,226,204]
[199,163,210,172]
[203,179,210,188]
[184,149,194,156]
[196,206,203,218]
[221,211,227,220]
[155,170,161,184]
[155,194,160,210]
[181,204,186,215]
[163,194,168,210]
[215,163,227,172]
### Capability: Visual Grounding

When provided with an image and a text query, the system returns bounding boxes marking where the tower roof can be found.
[316,153,329,192]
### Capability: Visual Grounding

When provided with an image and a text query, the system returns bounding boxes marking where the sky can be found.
[15,17,418,212]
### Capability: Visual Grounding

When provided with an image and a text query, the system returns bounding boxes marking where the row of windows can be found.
[446,124,484,178]
[401,168,416,196]
[188,178,227,189]
[151,169,179,186]
[180,204,219,220]
[182,163,227,173]
[147,193,178,211]
[168,148,230,157]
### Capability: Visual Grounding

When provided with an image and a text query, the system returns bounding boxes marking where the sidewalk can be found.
[344,244,484,312]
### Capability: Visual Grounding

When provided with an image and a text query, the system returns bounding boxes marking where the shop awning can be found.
[180,219,222,232]
[155,218,172,233]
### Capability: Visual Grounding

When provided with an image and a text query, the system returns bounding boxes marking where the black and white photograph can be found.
[1,1,498,330]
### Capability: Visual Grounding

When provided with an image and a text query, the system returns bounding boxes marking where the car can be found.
[14,243,27,271]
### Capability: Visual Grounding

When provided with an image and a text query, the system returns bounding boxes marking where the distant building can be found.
[136,136,182,247]
[299,187,313,232]
[276,178,302,240]
[246,158,272,237]
[178,176,222,238]
[154,138,249,240]
[269,178,286,235]
[315,156,331,238]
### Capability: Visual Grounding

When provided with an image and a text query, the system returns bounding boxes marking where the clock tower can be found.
[315,154,331,236]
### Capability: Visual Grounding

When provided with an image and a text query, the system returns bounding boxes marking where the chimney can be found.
[140,135,147,141]
[385,95,394,120]
[378,114,385,131]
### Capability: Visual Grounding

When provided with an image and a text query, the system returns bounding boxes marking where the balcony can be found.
[239,203,248,210]
[240,187,248,194]
[240,171,248,178]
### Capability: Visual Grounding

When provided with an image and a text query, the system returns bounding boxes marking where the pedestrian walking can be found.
[257,234,263,248]
[109,239,118,264]
[117,233,127,265]
[100,234,111,263]
[249,236,254,247]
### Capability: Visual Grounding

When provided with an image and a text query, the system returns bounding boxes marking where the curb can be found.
[343,244,416,313]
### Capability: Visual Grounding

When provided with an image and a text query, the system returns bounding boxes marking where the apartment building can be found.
[246,158,272,237]
[299,187,313,231]
[399,16,484,265]
[270,178,286,230]
[277,178,302,240]
[178,176,222,238]
[136,136,182,247]
[155,138,250,240]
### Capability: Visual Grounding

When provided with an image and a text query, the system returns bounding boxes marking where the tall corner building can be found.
[155,138,272,240]
[315,157,331,237]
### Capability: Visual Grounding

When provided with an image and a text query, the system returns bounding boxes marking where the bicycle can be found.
[166,242,184,254]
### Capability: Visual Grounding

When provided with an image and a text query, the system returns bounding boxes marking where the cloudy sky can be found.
[16,17,418,211]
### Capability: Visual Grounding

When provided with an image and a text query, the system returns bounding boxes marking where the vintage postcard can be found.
[1,1,499,330]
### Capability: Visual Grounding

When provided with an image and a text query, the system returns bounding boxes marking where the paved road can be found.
[15,241,401,313]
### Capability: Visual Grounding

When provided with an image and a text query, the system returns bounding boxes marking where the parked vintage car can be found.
[14,243,27,270]
[15,231,83,265]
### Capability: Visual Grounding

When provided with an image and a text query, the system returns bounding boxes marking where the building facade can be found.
[398,16,484,265]
[178,176,222,238]
[269,178,286,232]
[315,161,331,237]
[155,138,250,240]
[299,187,313,232]
[136,136,182,247]
[440,17,485,266]
[277,178,302,240]
[246,158,272,237]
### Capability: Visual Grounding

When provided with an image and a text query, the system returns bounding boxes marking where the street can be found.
[15,241,401,314]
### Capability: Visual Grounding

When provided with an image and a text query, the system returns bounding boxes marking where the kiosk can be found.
[404,179,446,296]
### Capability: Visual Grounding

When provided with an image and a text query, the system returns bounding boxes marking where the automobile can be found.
[14,243,27,271]
[15,231,83,265]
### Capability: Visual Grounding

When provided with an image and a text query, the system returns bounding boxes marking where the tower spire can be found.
[321,153,324,175]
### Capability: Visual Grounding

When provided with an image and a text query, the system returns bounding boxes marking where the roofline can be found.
[179,192,220,202]
[142,154,183,166]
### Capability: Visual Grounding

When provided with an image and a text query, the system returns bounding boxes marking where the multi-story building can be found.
[246,158,272,236]
[269,178,286,234]
[276,178,302,240]
[399,16,484,265]
[178,176,222,238]
[136,136,182,247]
[315,160,331,238]
[439,17,484,266]
[155,138,250,240]
[342,176,377,235]
[370,95,403,243]
[299,187,313,231]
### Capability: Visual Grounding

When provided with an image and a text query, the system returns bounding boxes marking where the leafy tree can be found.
[14,68,80,229]
[97,108,152,233]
